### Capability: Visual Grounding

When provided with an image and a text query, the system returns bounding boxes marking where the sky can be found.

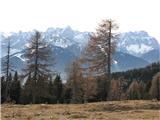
[0,0,160,42]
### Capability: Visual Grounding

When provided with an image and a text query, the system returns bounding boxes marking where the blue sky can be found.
[0,0,160,43]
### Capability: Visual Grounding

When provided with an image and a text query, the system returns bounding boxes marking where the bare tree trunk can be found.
[108,20,111,83]
[4,38,11,102]
[107,20,112,99]
[32,33,39,104]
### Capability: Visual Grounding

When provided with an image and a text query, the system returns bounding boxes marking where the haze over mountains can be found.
[1,27,160,77]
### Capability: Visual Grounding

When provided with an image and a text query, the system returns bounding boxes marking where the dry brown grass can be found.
[1,100,160,120]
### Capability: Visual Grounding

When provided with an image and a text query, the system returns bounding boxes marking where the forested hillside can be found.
[112,62,159,82]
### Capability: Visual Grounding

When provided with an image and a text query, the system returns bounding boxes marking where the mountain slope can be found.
[141,49,160,63]
[117,31,159,57]
[112,52,149,72]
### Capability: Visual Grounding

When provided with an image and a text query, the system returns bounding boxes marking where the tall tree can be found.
[81,19,119,99]
[23,31,54,103]
[3,37,12,102]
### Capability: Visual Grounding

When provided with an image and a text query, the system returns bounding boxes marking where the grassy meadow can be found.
[1,100,160,120]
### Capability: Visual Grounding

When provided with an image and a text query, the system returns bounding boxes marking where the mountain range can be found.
[1,27,160,78]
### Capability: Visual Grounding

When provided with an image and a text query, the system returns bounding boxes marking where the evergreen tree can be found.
[5,73,12,102]
[48,79,56,103]
[20,73,33,104]
[53,74,63,103]
[10,71,21,103]
[63,84,72,103]
[36,75,51,103]
[146,80,152,93]
[112,62,160,82]
[1,76,6,103]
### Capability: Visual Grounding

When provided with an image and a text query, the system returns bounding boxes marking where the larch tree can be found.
[149,72,160,100]
[66,59,84,103]
[127,80,141,100]
[96,75,108,101]
[81,19,119,99]
[23,31,54,103]
[138,81,146,99]
[83,75,97,103]
[108,79,122,100]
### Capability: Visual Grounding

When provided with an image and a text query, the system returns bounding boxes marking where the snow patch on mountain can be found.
[14,53,25,62]
[126,44,153,54]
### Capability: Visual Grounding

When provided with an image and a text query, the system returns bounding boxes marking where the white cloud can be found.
[0,0,160,42]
